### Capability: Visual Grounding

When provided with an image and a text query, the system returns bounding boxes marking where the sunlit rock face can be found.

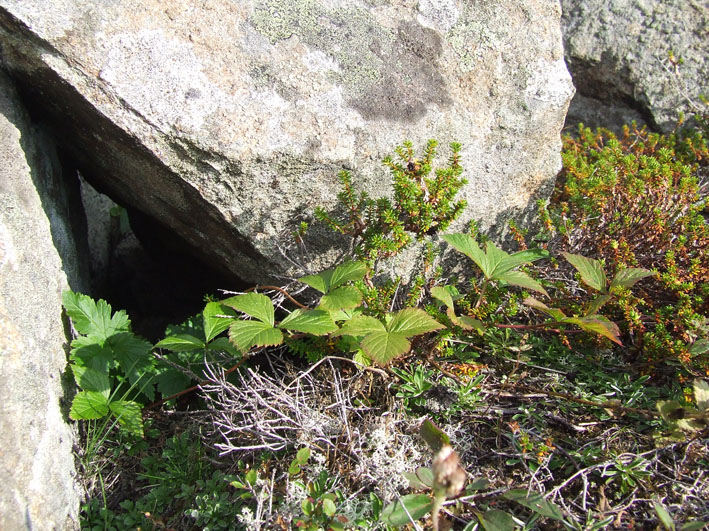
[561,0,708,133]
[0,0,573,283]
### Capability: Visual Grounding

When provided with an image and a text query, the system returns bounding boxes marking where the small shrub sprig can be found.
[315,139,467,270]
[540,120,709,372]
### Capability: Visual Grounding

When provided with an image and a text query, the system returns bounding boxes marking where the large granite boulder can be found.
[0,71,83,530]
[0,0,573,284]
[562,0,708,132]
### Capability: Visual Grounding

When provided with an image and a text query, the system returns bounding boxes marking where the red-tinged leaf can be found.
[566,315,622,345]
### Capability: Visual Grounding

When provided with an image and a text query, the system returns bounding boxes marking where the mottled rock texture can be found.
[562,0,708,132]
[0,71,83,530]
[0,0,573,283]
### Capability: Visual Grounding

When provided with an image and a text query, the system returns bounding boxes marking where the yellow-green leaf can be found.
[222,293,275,326]
[228,320,283,351]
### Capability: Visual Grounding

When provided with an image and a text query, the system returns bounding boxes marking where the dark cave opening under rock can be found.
[79,178,247,343]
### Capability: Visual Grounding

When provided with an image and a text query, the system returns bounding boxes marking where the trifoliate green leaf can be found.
[442,234,489,275]
[222,293,275,326]
[431,286,455,310]
[329,261,368,289]
[70,336,113,373]
[155,368,192,399]
[443,234,547,280]
[279,309,338,335]
[206,337,242,358]
[317,285,363,311]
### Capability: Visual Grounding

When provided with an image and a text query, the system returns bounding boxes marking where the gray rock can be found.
[0,0,574,284]
[562,0,708,133]
[0,71,82,530]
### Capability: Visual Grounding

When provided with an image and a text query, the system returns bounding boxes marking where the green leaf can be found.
[70,391,110,420]
[205,337,242,357]
[380,494,432,525]
[442,235,547,281]
[106,333,154,389]
[442,234,492,277]
[403,468,434,489]
[109,400,144,438]
[420,420,451,452]
[478,509,516,531]
[468,478,491,491]
[329,261,368,289]
[62,291,130,339]
[301,261,368,294]
[279,309,338,335]
[431,286,482,331]
[502,490,564,521]
[155,368,192,399]
[203,302,237,342]
[228,320,283,351]
[296,447,311,464]
[335,315,386,337]
[322,498,337,517]
[360,331,410,365]
[693,379,709,412]
[656,400,685,424]
[69,339,113,373]
[388,308,444,337]
[496,270,548,296]
[523,297,567,322]
[457,315,484,332]
[690,339,709,356]
[431,286,456,310]
[566,315,622,345]
[154,334,206,352]
[562,252,607,293]
[492,246,549,277]
[71,365,110,397]
[335,310,442,365]
[680,522,708,531]
[317,285,363,311]
[586,294,613,315]
[652,500,676,531]
[221,293,275,326]
[610,267,655,290]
